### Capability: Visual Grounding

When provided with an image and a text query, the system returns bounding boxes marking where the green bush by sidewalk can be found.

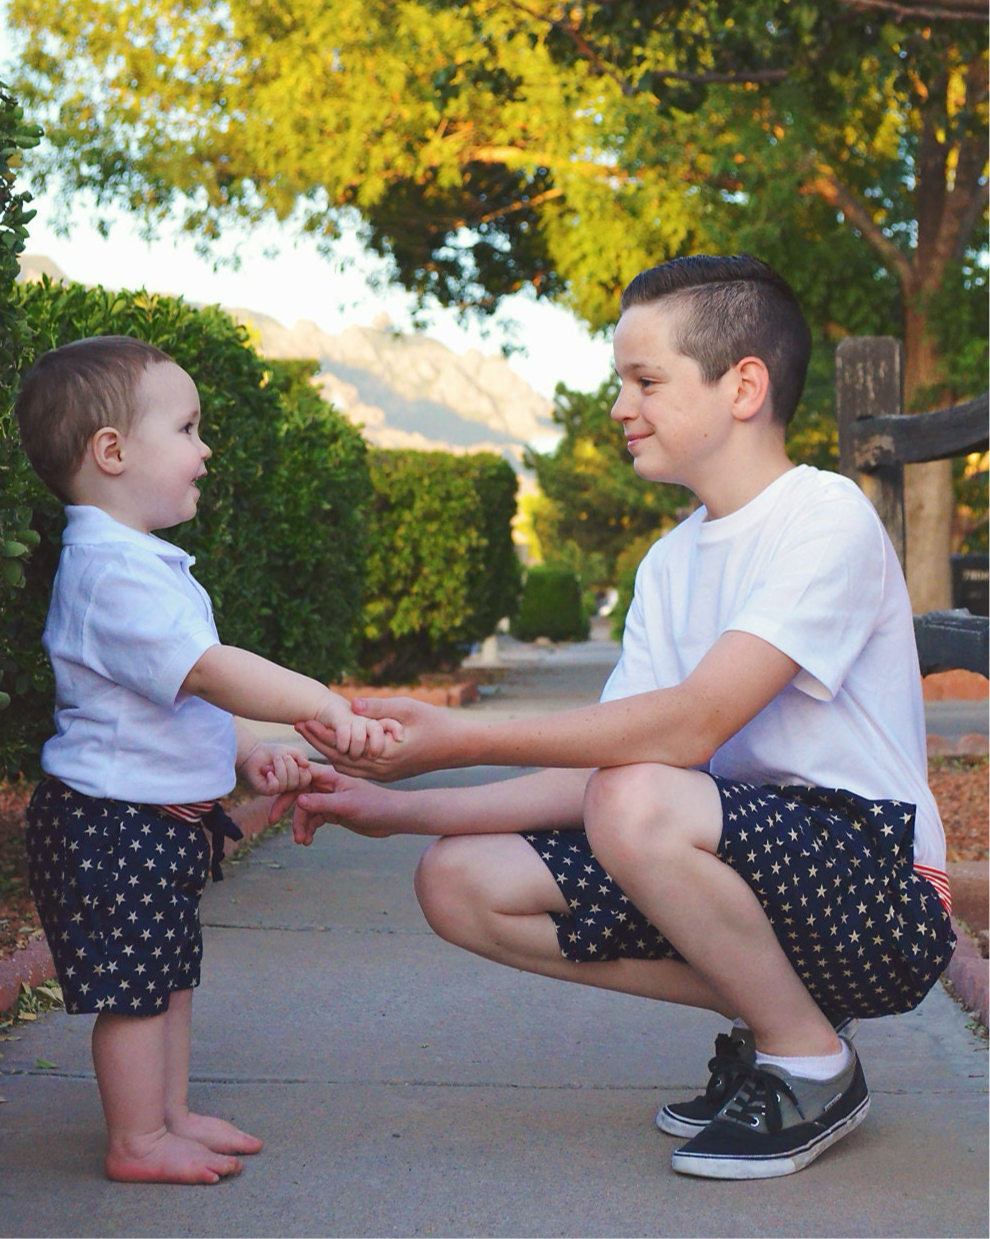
[511,566,589,643]
[1,280,373,779]
[360,450,521,682]
[0,82,43,776]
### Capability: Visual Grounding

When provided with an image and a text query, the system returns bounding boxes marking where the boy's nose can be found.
[610,393,631,423]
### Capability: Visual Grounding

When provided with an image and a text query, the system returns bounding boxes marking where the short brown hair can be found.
[15,336,174,503]
[620,255,812,428]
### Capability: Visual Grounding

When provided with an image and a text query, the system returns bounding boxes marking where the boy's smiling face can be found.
[116,362,212,533]
[610,302,738,495]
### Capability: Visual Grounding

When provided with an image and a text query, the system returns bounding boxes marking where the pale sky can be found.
[1,18,614,401]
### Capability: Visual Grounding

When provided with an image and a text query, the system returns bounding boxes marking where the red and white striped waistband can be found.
[159,800,215,824]
[914,863,952,915]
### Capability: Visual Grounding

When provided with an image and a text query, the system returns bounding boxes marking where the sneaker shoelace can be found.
[718,1064,800,1134]
[703,1032,750,1105]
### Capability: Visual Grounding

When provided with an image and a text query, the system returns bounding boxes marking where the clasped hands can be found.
[266,695,458,844]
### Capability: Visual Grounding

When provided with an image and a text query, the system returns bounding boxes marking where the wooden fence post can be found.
[835,336,906,567]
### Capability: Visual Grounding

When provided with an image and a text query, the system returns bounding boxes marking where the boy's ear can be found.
[90,426,127,476]
[730,356,771,423]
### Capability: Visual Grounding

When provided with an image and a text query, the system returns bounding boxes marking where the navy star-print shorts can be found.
[525,777,956,1020]
[25,778,211,1016]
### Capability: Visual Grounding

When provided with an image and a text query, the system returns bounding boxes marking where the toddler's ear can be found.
[91,426,127,476]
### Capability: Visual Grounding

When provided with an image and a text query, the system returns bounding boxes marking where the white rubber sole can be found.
[655,1108,707,1138]
[670,1094,871,1180]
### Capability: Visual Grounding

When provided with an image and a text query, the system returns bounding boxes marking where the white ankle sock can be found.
[755,1041,851,1081]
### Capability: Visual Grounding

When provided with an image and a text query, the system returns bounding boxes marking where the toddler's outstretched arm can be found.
[182,644,400,760]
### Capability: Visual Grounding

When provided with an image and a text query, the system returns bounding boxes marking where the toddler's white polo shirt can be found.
[40,505,238,803]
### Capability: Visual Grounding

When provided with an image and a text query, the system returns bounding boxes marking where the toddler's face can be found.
[120,362,212,533]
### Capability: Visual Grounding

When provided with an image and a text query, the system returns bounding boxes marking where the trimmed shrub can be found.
[360,450,521,681]
[511,566,589,643]
[2,280,371,778]
[0,82,43,777]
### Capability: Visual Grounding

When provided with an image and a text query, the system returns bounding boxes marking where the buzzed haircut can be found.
[620,255,812,427]
[15,336,174,503]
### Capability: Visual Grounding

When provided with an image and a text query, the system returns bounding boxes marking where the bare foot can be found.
[105,1127,244,1184]
[168,1110,264,1156]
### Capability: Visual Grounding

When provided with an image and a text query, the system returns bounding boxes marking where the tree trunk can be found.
[902,298,954,612]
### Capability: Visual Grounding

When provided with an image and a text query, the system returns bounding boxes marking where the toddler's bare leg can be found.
[92,1008,243,1184]
[583,763,839,1057]
[163,988,263,1155]
[416,832,734,1014]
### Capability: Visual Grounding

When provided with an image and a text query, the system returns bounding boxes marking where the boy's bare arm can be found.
[282,765,591,844]
[299,630,799,781]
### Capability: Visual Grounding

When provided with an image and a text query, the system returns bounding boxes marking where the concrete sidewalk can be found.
[1,633,987,1238]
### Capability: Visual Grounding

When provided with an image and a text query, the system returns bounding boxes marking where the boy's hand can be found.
[297,696,461,782]
[238,741,313,796]
[273,763,407,846]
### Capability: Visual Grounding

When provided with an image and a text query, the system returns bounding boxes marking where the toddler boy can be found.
[16,335,398,1184]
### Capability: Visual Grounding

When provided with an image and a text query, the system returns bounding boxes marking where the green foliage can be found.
[5,1,987,600]
[925,255,989,555]
[251,357,372,673]
[0,79,42,772]
[360,450,520,681]
[8,2,985,329]
[2,278,371,779]
[511,565,589,643]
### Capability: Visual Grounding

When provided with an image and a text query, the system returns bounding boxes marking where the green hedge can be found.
[1,280,372,779]
[0,83,43,775]
[511,566,589,643]
[360,450,521,682]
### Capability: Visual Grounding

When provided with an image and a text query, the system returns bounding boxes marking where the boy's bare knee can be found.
[414,837,478,942]
[584,764,720,876]
[585,763,669,818]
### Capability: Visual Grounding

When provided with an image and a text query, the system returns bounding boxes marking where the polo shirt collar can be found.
[62,505,192,563]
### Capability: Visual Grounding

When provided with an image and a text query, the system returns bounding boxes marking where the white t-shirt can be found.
[40,505,237,803]
[602,466,945,869]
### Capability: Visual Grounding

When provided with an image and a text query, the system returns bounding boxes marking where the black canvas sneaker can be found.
[655,1016,858,1138]
[670,1038,870,1179]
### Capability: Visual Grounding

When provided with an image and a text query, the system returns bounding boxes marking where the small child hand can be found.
[239,742,313,796]
[333,712,386,759]
[313,697,403,760]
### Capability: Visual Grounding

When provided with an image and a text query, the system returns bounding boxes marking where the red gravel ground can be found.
[1,757,986,963]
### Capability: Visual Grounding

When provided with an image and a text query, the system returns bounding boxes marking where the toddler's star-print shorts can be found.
[25,778,212,1015]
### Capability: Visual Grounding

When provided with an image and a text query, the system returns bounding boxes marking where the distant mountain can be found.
[18,254,559,470]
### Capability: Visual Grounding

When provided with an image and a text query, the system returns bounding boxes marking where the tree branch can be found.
[805,169,913,283]
[836,0,989,22]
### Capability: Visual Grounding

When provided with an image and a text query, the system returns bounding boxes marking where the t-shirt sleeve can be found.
[80,552,220,707]
[724,492,887,701]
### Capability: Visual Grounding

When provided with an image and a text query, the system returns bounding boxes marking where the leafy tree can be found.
[7,0,987,607]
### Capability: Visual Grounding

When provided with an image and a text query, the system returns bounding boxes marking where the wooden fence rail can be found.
[835,335,989,678]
